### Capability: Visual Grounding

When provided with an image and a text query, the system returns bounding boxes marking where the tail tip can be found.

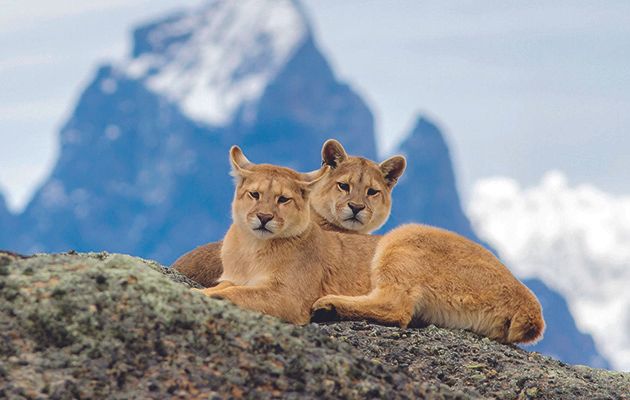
[509,313,545,344]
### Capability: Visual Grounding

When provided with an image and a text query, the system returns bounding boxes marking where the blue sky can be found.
[1,0,629,211]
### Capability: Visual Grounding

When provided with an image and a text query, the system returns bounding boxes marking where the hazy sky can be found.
[1,0,629,211]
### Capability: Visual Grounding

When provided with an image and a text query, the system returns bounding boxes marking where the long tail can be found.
[507,304,545,344]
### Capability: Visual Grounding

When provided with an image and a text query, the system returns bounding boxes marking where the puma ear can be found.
[297,166,330,190]
[380,155,406,188]
[321,139,348,168]
[299,166,328,183]
[229,145,254,178]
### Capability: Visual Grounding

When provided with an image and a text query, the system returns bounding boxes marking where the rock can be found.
[0,251,627,399]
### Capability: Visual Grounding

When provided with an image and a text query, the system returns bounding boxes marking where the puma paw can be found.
[310,299,340,323]
[208,292,227,300]
[192,287,225,299]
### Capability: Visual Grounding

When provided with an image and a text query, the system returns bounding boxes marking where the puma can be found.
[196,146,545,344]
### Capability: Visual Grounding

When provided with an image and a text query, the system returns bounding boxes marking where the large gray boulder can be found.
[1,252,627,399]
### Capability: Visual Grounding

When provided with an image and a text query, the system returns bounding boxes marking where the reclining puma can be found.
[173,139,402,286]
[197,146,545,344]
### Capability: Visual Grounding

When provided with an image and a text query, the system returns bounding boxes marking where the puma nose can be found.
[348,202,365,215]
[257,213,274,226]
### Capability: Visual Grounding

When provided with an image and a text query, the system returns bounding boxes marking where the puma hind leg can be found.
[310,289,416,328]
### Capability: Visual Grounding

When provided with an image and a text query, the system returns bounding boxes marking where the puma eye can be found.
[278,196,291,204]
[249,191,260,200]
[367,188,380,196]
[337,182,350,192]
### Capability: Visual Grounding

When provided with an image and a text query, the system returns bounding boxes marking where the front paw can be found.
[192,287,226,299]
[208,291,227,300]
[310,299,339,323]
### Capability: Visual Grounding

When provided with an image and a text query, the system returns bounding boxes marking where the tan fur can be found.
[309,157,401,234]
[312,139,405,234]
[196,146,544,344]
[197,146,379,324]
[171,241,223,286]
[311,224,545,344]
[173,139,403,287]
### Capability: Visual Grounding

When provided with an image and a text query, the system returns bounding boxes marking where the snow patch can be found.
[468,171,630,371]
[121,0,307,126]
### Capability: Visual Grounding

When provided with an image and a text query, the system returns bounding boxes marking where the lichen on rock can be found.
[0,251,627,399]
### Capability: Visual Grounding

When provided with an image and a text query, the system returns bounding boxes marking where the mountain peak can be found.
[121,0,308,126]
[383,115,480,243]
[402,116,448,151]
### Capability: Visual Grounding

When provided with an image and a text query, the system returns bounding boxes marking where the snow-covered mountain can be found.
[123,0,307,126]
[11,0,375,261]
[469,171,630,370]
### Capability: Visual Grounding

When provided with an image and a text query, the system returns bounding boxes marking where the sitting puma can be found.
[196,146,380,324]
[173,139,404,286]
[198,146,545,344]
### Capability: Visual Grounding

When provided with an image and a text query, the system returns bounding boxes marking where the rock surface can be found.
[1,252,627,399]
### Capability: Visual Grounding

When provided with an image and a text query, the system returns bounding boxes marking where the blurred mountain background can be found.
[1,0,627,370]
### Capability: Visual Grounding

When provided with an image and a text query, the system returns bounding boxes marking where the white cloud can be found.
[468,171,630,370]
[0,162,55,214]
